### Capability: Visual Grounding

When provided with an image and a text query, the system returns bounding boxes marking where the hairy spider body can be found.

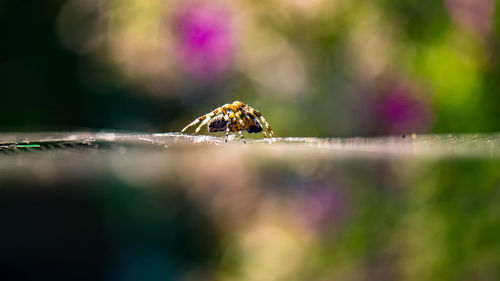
[181,101,275,142]
[207,115,229,132]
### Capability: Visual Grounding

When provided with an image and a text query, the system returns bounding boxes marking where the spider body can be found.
[181,101,275,142]
[207,115,229,132]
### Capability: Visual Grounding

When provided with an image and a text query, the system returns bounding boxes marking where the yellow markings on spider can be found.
[181,101,275,142]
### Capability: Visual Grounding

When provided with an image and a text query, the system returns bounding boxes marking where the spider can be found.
[181,101,275,142]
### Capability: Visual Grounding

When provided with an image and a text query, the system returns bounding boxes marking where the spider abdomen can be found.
[208,115,228,132]
[247,122,263,133]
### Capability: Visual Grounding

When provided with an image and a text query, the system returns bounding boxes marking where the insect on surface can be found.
[181,101,275,143]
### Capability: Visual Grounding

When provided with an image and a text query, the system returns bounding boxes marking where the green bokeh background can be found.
[1,0,499,136]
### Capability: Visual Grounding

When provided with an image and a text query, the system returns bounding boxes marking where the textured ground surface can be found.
[1,131,499,157]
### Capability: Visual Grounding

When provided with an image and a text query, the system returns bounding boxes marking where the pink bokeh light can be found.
[445,0,495,36]
[373,83,433,135]
[173,3,235,81]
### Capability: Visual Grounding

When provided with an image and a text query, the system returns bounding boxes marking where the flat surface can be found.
[1,131,498,182]
[1,132,499,158]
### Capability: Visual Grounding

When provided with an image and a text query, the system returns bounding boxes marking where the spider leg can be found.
[181,108,222,133]
[225,126,230,143]
[261,130,268,138]
[246,111,265,136]
[259,115,275,137]
[247,110,274,138]
[238,131,246,144]
[195,113,215,133]
[181,115,206,133]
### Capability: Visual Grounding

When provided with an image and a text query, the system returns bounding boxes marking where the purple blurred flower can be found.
[173,3,234,80]
[373,84,433,134]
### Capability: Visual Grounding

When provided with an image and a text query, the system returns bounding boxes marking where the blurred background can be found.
[1,0,500,136]
[1,1,500,281]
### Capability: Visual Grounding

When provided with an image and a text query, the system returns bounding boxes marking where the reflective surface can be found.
[1,132,499,281]
[1,132,499,157]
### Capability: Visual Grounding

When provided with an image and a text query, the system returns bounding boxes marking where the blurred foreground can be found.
[1,132,499,281]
